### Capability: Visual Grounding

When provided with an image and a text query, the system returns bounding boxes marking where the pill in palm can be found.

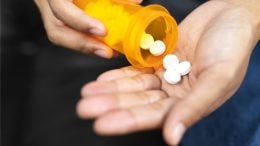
[149,40,166,56]
[163,54,179,69]
[164,69,181,84]
[140,33,154,50]
[177,61,191,76]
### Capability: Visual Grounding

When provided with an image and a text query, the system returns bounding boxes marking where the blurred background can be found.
[1,0,260,146]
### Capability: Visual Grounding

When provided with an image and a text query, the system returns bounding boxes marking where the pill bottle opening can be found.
[138,14,177,67]
[140,16,168,64]
[123,4,178,68]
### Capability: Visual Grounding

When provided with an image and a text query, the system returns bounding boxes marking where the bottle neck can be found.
[124,5,177,67]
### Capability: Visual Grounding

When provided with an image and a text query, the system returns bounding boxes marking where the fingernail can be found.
[89,28,105,36]
[172,123,186,145]
[94,50,108,58]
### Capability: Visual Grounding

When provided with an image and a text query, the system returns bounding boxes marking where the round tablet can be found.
[164,69,181,84]
[177,61,191,76]
[149,40,166,56]
[140,33,154,50]
[163,54,179,69]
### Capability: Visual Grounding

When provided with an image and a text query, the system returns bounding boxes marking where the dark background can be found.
[2,0,260,146]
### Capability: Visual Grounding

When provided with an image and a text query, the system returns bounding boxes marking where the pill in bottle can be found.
[73,0,178,68]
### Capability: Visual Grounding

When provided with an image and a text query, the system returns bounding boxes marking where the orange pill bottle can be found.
[73,0,178,68]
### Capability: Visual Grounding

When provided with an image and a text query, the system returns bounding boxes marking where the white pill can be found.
[140,33,154,50]
[149,40,166,56]
[177,61,191,76]
[164,69,181,84]
[163,54,179,69]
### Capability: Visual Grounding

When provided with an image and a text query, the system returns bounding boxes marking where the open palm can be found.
[77,1,259,145]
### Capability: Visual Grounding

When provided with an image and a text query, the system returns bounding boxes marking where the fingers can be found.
[48,26,112,58]
[163,67,236,146]
[77,90,167,119]
[97,66,154,81]
[35,0,113,58]
[93,98,177,135]
[81,74,161,96]
[48,0,106,35]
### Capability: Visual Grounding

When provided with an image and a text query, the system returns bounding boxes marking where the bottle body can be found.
[74,0,178,67]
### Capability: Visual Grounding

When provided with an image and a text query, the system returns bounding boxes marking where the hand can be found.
[34,0,142,58]
[77,0,260,145]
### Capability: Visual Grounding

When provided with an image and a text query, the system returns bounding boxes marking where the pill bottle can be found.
[73,0,178,68]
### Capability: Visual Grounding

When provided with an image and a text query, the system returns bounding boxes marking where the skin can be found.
[34,0,142,58]
[76,0,260,145]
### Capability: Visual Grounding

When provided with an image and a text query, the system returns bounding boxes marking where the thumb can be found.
[163,68,237,146]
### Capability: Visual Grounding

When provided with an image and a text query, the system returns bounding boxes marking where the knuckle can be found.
[50,8,60,19]
[150,102,164,111]
[141,91,166,104]
[121,67,132,76]
[48,0,62,19]
[127,109,140,129]
[139,92,152,104]
[133,75,159,90]
[77,13,91,31]
[145,75,161,89]
[46,30,60,45]
[153,91,167,99]
[133,75,149,90]
[77,41,92,54]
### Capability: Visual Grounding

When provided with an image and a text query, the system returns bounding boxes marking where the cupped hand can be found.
[34,0,142,58]
[77,0,260,145]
